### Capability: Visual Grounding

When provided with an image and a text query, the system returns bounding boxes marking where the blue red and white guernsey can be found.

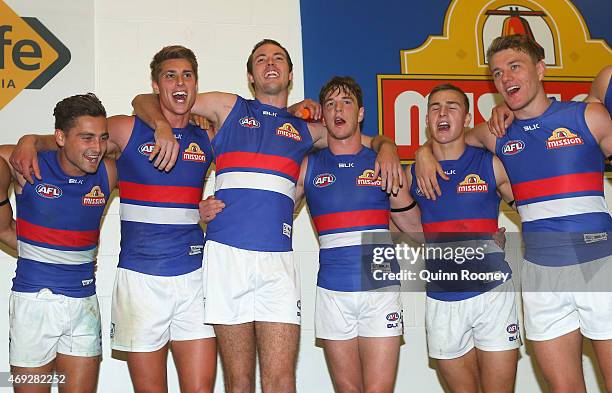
[206,96,313,252]
[605,73,612,116]
[117,116,212,276]
[14,151,109,298]
[304,147,397,291]
[496,99,612,267]
[411,146,510,301]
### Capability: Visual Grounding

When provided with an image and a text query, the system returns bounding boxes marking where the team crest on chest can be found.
[546,128,583,149]
[182,143,207,163]
[82,186,106,206]
[276,123,302,141]
[356,169,382,187]
[457,174,488,193]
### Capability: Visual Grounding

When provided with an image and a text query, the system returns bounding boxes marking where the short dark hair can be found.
[247,39,293,75]
[53,93,106,131]
[318,76,364,108]
[150,45,198,83]
[486,34,545,64]
[428,83,470,112]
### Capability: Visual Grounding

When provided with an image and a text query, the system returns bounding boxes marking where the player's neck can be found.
[432,137,465,161]
[255,91,289,109]
[513,89,551,120]
[57,150,86,177]
[328,132,362,155]
[160,106,190,128]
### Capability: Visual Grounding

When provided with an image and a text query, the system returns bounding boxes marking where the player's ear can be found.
[536,60,546,82]
[55,129,66,147]
[152,79,160,94]
[464,112,472,128]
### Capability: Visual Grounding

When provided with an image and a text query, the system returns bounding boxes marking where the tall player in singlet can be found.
[132,40,403,393]
[10,47,217,393]
[0,94,114,393]
[294,77,421,393]
[408,85,520,393]
[415,36,612,393]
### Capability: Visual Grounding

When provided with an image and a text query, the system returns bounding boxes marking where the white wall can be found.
[0,0,610,391]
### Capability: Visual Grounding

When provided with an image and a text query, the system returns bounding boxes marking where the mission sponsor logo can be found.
[276,123,302,141]
[0,0,71,109]
[502,140,525,155]
[182,142,206,162]
[457,174,488,193]
[313,173,336,188]
[240,116,260,128]
[36,183,62,199]
[546,128,583,149]
[82,185,106,206]
[356,169,382,187]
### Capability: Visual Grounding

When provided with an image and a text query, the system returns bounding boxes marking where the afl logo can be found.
[502,140,525,156]
[240,116,260,128]
[138,142,156,156]
[386,312,400,322]
[36,183,62,199]
[506,323,519,334]
[313,173,336,188]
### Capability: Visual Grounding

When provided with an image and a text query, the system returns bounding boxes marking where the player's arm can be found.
[131,92,236,170]
[414,123,495,200]
[492,155,515,208]
[390,167,423,243]
[288,99,321,121]
[487,102,515,137]
[0,156,16,250]
[294,156,308,213]
[586,65,612,104]
[9,134,57,184]
[103,158,118,192]
[585,102,612,157]
[9,113,129,182]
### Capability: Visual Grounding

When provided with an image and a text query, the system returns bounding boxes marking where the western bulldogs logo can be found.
[313,173,336,188]
[240,116,260,128]
[502,140,525,155]
[36,183,62,199]
[138,142,156,156]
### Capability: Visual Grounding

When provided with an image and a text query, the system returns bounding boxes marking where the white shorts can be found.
[203,240,301,325]
[111,267,215,352]
[315,286,403,340]
[426,280,521,359]
[9,290,102,367]
[522,256,612,341]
